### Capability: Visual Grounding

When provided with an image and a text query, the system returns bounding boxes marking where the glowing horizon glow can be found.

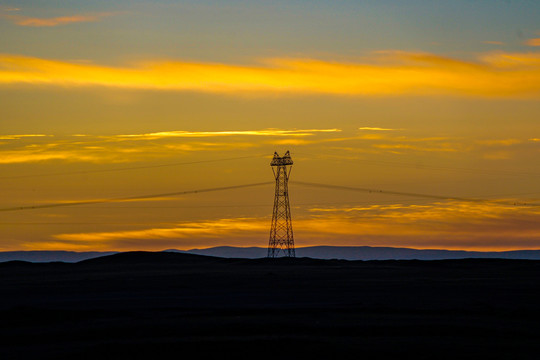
[39,198,540,252]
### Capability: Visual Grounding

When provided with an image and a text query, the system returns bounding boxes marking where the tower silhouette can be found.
[268,151,295,258]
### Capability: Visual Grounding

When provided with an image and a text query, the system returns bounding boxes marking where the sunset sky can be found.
[1,0,540,252]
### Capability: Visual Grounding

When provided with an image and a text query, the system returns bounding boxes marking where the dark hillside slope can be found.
[2,254,540,359]
[78,250,225,266]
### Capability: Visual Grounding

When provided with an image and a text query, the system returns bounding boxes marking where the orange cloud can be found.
[54,218,267,243]
[1,51,540,97]
[47,200,540,252]
[300,201,540,251]
[1,12,116,27]
[526,38,540,47]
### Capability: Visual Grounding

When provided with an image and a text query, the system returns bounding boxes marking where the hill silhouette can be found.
[5,246,540,263]
[78,250,222,265]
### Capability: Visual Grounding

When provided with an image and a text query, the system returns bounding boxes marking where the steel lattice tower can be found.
[268,151,295,258]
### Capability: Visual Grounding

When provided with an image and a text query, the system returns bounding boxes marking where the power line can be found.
[0,154,267,180]
[3,183,539,224]
[0,182,273,212]
[0,198,437,224]
[58,197,431,209]
[292,181,540,207]
[3,180,537,213]
[4,191,535,220]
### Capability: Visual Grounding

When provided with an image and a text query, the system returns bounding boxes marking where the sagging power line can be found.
[3,179,537,213]
[0,182,273,212]
[292,181,539,207]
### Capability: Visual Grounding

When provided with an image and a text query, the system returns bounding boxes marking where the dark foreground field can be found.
[2,252,540,359]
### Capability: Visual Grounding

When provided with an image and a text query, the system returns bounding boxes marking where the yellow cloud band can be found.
[117,129,341,139]
[1,51,540,97]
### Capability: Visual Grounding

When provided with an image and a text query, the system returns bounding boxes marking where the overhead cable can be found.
[0,182,273,212]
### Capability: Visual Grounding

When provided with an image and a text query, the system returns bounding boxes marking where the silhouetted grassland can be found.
[2,253,540,359]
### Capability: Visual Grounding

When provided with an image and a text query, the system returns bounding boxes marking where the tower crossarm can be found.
[270,151,293,166]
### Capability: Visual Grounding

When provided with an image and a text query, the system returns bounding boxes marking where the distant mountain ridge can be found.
[3,246,540,263]
[0,251,117,263]
[180,246,540,260]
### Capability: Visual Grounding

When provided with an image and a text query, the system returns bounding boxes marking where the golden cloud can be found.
[0,129,338,164]
[476,139,522,146]
[372,143,459,152]
[314,133,533,156]
[0,150,100,164]
[0,134,50,140]
[358,127,402,131]
[1,12,116,27]
[270,139,313,146]
[116,129,341,140]
[1,51,540,97]
[54,218,268,242]
[0,129,533,165]
[303,201,540,248]
[0,141,255,164]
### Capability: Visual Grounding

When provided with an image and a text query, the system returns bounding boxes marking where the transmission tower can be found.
[268,151,295,258]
